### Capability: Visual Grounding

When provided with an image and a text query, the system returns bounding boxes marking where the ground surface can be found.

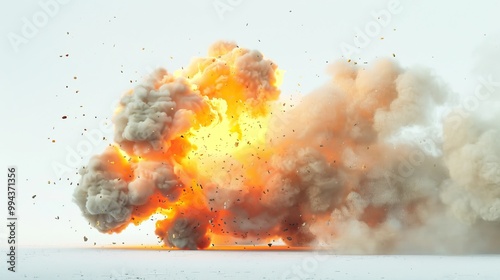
[2,248,500,279]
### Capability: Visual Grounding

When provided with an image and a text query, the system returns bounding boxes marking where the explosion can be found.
[74,41,500,253]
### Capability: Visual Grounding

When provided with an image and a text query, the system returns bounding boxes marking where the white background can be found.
[0,0,499,250]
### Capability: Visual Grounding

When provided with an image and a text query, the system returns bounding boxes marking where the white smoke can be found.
[113,68,208,155]
[74,147,133,232]
[74,40,500,253]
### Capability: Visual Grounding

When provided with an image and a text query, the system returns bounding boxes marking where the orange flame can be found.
[106,43,289,249]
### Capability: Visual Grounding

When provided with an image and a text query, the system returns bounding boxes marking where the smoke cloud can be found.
[74,41,500,253]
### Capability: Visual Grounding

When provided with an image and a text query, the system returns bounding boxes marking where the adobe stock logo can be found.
[51,99,119,178]
[340,0,403,59]
[213,0,244,21]
[7,0,72,53]
[51,118,114,178]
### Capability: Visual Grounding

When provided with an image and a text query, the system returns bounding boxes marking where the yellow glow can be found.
[180,97,270,179]
[274,69,285,88]
[115,146,142,163]
[110,45,285,249]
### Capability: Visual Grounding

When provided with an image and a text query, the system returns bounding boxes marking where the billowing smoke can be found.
[73,41,500,253]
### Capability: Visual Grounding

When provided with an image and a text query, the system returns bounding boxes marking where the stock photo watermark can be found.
[445,75,500,130]
[6,167,18,273]
[50,65,178,179]
[51,114,114,178]
[110,267,133,280]
[385,74,500,185]
[281,251,331,280]
[483,155,500,185]
[340,0,403,59]
[213,0,244,21]
[7,0,72,53]
[384,140,430,184]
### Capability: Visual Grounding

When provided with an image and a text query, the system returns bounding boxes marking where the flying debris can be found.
[73,41,500,253]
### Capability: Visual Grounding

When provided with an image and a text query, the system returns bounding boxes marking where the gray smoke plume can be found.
[74,41,500,253]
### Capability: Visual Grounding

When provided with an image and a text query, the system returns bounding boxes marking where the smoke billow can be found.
[73,41,500,253]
